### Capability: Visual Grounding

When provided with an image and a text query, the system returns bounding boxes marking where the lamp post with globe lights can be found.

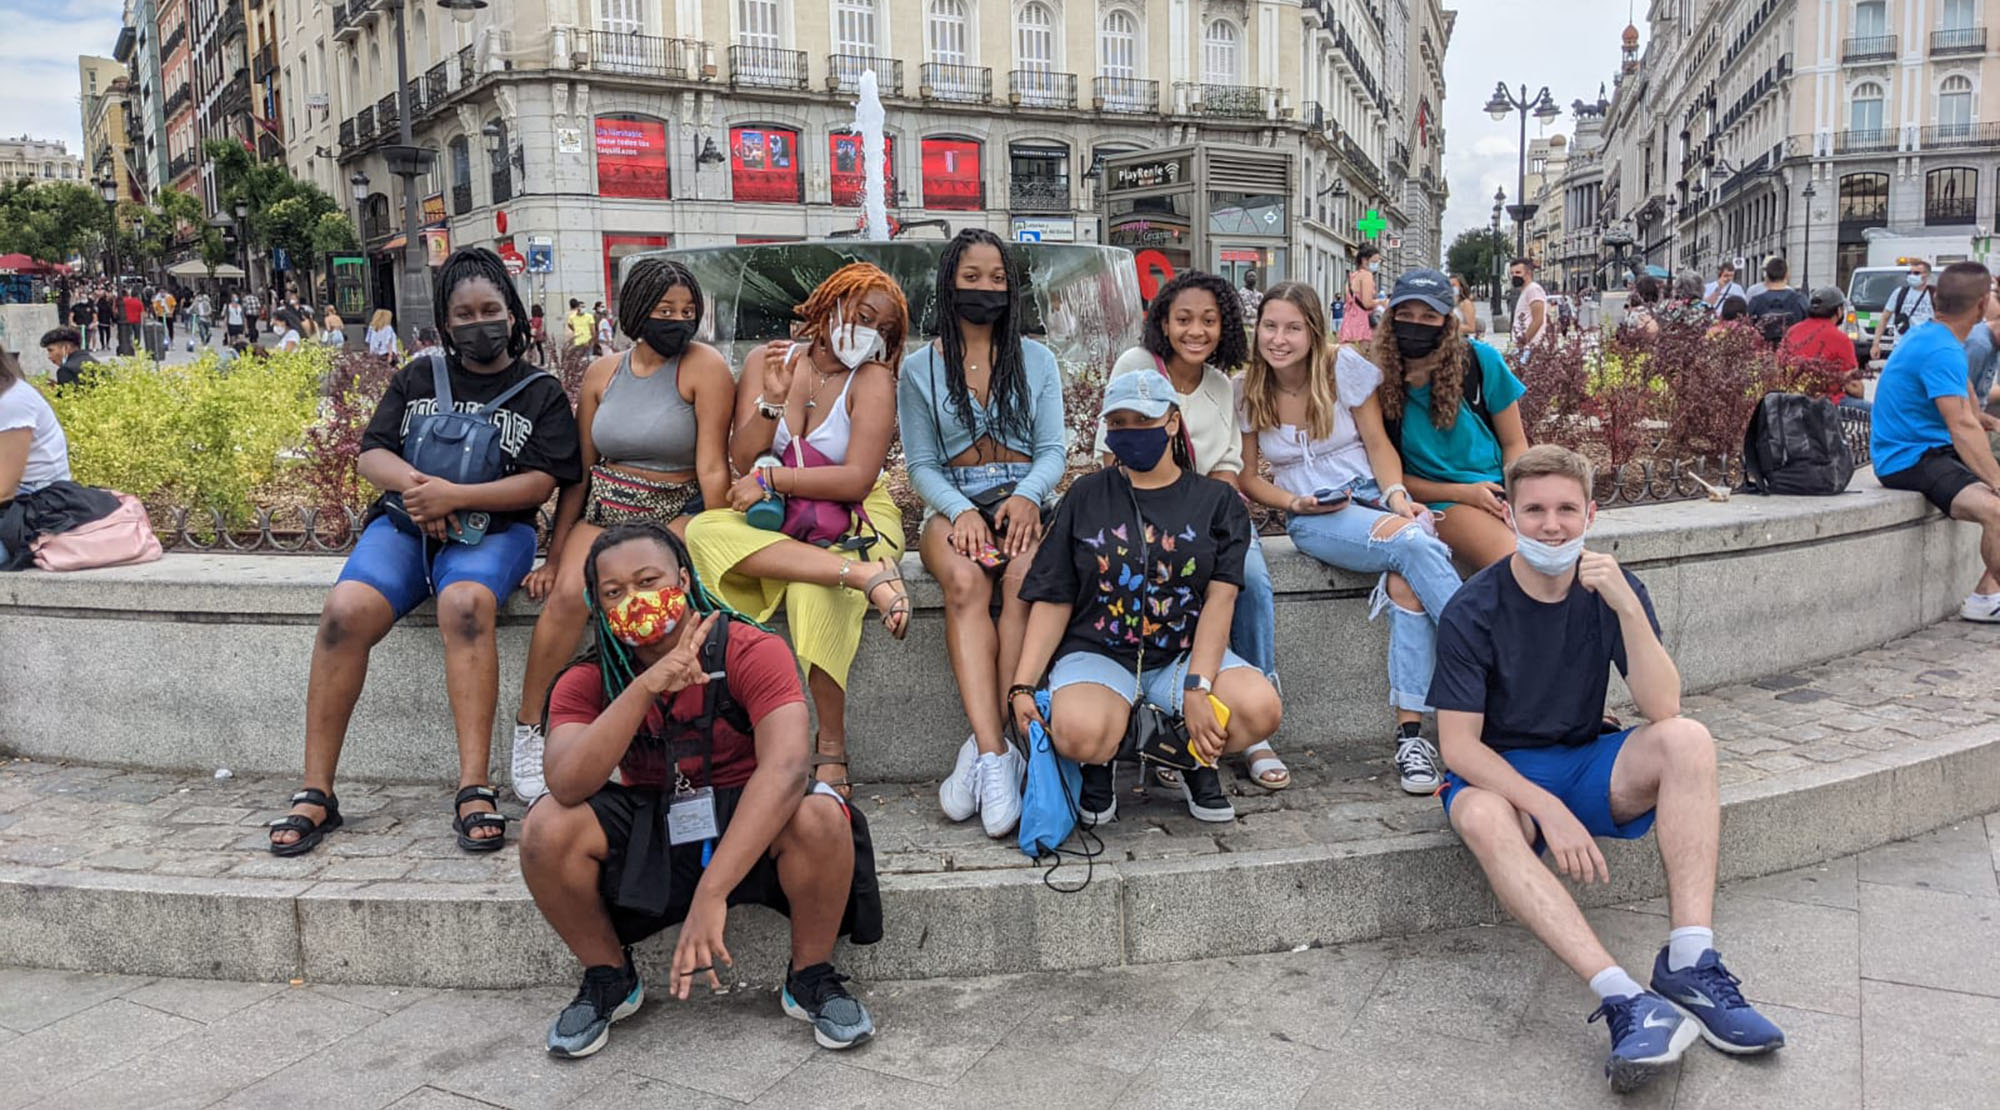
[1485,82,1563,259]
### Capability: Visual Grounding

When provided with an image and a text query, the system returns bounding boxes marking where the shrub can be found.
[46,347,326,521]
[297,350,400,522]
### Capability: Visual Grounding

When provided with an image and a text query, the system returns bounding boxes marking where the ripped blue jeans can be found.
[1287,481,1463,712]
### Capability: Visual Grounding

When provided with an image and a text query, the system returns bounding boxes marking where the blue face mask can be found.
[1105,425,1171,471]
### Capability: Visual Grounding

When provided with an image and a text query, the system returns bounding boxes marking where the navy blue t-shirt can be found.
[1428,558,1661,751]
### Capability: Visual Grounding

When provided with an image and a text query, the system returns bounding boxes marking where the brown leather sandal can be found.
[811,736,853,799]
[857,559,911,640]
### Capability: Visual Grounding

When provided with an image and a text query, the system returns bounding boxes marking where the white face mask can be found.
[828,306,883,370]
[1516,532,1585,576]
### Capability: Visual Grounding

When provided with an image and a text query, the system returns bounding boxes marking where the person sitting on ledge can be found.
[521,522,881,1059]
[1009,369,1283,824]
[267,247,582,857]
[1872,262,2000,623]
[39,327,94,387]
[1430,444,1784,1095]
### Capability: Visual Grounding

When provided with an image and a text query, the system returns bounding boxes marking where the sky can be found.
[1438,0,1650,250]
[0,0,126,158]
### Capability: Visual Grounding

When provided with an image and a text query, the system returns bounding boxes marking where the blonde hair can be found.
[1504,443,1594,502]
[369,309,392,331]
[1241,281,1339,441]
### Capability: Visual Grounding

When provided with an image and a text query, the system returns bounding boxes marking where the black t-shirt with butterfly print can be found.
[1020,467,1251,671]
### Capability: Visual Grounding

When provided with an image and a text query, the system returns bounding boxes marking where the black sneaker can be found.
[1079,762,1116,825]
[546,955,643,1058]
[1180,765,1236,823]
[782,962,875,1049]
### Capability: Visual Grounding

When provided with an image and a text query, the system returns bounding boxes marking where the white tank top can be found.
[772,348,860,464]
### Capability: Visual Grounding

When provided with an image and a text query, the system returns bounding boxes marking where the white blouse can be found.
[1237,345,1384,498]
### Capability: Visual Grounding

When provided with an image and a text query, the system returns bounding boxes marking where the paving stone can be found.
[1710,895,1861,1018]
[0,967,153,1033]
[383,1089,517,1110]
[0,998,201,1110]
[316,857,417,882]
[1860,980,2000,1110]
[614,986,819,1102]
[991,964,1214,1076]
[1355,925,1558,1045]
[1858,882,2000,998]
[1672,1003,1860,1110]
[747,1056,933,1110]
[120,977,288,1023]
[1111,1024,1332,1110]
[1728,856,1860,912]
[1854,821,1999,900]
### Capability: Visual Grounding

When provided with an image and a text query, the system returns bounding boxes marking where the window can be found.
[594,115,669,199]
[1850,82,1885,135]
[1938,75,1973,135]
[1100,10,1136,78]
[737,0,780,50]
[835,0,878,56]
[450,135,472,214]
[830,131,896,207]
[921,136,983,210]
[1017,2,1055,70]
[598,0,642,35]
[487,117,513,205]
[729,125,803,203]
[1927,167,1977,225]
[928,0,968,65]
[1202,20,1239,85]
[1854,0,1885,38]
[1942,0,1975,30]
[1009,142,1069,213]
[598,0,646,71]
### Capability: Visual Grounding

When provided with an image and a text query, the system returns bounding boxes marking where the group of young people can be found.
[255,237,1783,1090]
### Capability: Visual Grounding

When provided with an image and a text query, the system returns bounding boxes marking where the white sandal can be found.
[1241,742,1291,791]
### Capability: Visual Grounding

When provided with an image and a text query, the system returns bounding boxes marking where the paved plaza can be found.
[0,815,1995,1109]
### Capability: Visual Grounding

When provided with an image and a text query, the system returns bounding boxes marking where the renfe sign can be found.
[1106,155,1191,192]
[595,116,669,199]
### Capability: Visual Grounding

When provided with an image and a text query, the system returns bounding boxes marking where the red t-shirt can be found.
[122,295,144,325]
[546,623,805,790]
[1780,317,1859,402]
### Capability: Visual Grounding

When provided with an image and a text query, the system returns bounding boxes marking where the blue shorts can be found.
[1047,647,1258,713]
[335,515,538,619]
[1439,728,1655,852]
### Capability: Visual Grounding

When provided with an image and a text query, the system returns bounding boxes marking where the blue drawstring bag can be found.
[1017,691,1101,891]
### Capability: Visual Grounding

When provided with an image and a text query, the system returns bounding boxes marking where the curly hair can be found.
[1241,282,1339,441]
[617,258,704,342]
[794,260,910,367]
[1141,270,1248,373]
[433,247,534,363]
[1372,308,1475,431]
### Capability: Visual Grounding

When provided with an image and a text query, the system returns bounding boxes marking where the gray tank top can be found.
[591,349,698,472]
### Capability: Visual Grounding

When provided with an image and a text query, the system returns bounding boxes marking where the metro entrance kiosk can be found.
[1101,143,1294,302]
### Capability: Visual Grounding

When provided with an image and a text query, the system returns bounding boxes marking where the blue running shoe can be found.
[547,957,643,1059]
[1589,991,1700,1093]
[1650,947,1786,1054]
[782,962,875,1049]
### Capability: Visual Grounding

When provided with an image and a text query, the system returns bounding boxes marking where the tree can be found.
[0,180,114,264]
[1446,228,1512,296]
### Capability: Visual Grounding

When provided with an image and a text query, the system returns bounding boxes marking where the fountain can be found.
[629,66,1144,381]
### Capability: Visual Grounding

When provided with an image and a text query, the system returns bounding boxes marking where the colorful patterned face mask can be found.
[604,586,689,647]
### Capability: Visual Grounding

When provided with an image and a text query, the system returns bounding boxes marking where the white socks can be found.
[1667,926,1715,971]
[1589,966,1646,1002]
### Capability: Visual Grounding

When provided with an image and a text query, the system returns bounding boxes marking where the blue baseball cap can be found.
[1099,368,1178,421]
[1388,269,1456,317]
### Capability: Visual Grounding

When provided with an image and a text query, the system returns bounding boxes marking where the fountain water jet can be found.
[854,69,890,241]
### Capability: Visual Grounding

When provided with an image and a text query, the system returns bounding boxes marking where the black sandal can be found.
[267,788,342,857]
[452,785,508,853]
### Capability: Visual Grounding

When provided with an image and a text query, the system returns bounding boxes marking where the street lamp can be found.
[98,175,119,281]
[1664,195,1679,284]
[1484,81,1562,258]
[1490,186,1506,319]
[1800,181,1817,290]
[439,0,486,22]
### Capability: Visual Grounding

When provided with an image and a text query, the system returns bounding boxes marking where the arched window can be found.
[737,0,780,50]
[1017,2,1055,71]
[1938,75,1974,136]
[450,135,472,214]
[1850,82,1885,137]
[1202,20,1239,86]
[928,0,968,65]
[597,0,646,71]
[835,0,878,56]
[1926,167,1977,225]
[594,114,669,199]
[486,117,512,205]
[1100,10,1136,79]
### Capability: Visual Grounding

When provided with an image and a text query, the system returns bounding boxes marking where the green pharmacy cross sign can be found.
[1356,210,1387,240]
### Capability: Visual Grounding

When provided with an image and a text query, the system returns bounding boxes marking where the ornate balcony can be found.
[1093,76,1158,114]
[1009,69,1075,110]
[1010,175,1070,213]
[920,62,991,104]
[1841,35,1897,63]
[728,46,809,90]
[829,54,902,96]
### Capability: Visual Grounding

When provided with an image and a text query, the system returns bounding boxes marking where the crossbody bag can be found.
[1118,472,1207,774]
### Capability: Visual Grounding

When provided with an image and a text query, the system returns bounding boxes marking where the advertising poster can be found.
[730,125,802,203]
[595,116,670,199]
[920,138,982,211]
[829,132,895,208]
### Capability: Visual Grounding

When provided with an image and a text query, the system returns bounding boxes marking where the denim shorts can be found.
[336,515,538,619]
[1047,647,1259,714]
[926,461,1034,526]
[1438,727,1655,853]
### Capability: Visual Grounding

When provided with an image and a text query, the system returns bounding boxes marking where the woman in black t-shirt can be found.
[1010,369,1283,824]
[267,248,582,859]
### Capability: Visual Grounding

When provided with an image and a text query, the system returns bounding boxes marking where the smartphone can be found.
[975,545,1007,568]
[1312,487,1351,508]
[446,510,490,545]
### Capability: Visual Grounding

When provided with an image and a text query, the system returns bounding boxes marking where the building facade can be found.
[80,57,143,205]
[0,137,87,187]
[1600,0,1997,293]
[275,0,1446,317]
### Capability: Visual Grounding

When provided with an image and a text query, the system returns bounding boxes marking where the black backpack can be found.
[1385,346,1491,451]
[1740,392,1854,496]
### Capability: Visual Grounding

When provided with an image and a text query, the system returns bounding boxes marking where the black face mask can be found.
[1510,275,1527,289]
[1392,319,1446,361]
[452,319,513,365]
[953,288,1009,326]
[640,318,696,359]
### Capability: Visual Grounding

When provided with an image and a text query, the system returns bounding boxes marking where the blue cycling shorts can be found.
[335,515,537,619]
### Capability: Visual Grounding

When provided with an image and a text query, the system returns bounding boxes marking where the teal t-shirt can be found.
[1398,341,1525,507]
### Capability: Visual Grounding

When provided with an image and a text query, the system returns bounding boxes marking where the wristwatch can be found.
[754,395,785,420]
[1183,672,1213,694]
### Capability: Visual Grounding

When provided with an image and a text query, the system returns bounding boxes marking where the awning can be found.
[166,259,246,278]
[379,235,407,251]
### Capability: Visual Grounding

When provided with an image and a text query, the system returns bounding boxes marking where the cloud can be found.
[0,1,127,159]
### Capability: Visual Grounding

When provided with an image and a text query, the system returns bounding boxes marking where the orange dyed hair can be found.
[793,261,909,365]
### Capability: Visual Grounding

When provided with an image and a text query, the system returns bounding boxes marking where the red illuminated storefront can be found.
[595,115,670,199]
[604,233,671,315]
[920,138,982,211]
[830,132,896,207]
[729,125,802,203]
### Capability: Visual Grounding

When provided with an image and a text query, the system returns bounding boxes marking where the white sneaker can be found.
[939,735,980,822]
[1394,735,1443,795]
[511,721,548,803]
[978,744,1025,839]
[1961,594,2000,623]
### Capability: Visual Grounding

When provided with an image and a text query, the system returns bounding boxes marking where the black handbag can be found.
[1117,473,1205,774]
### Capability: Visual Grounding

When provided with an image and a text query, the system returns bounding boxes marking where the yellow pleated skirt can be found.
[683,480,906,689]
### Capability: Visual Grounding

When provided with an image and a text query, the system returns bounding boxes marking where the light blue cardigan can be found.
[897,337,1068,522]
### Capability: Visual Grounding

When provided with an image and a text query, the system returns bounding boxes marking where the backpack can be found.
[1890,285,1932,334]
[1740,392,1854,496]
[1384,344,1491,452]
[382,352,545,539]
